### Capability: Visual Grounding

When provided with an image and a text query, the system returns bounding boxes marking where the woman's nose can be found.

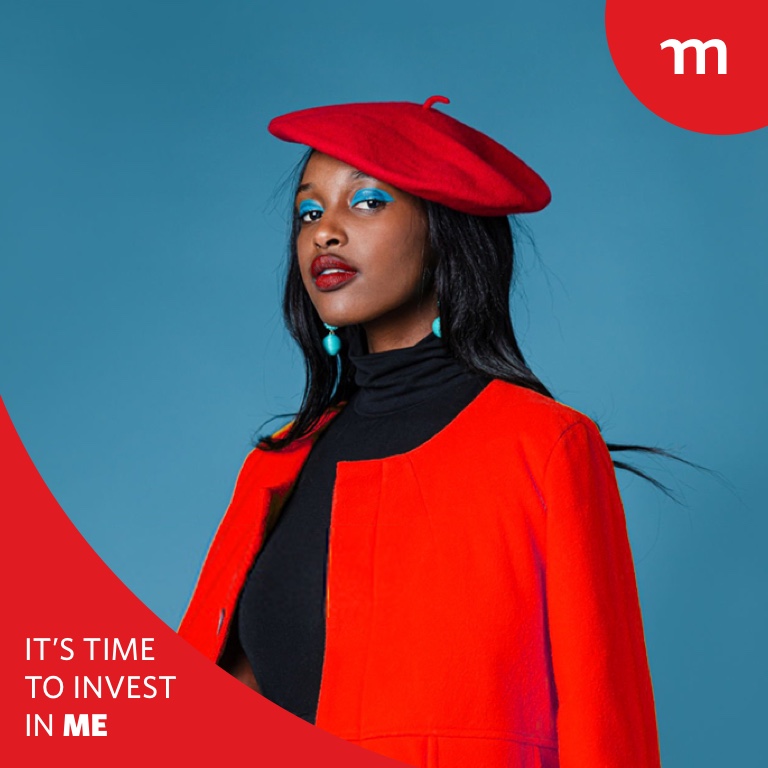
[313,212,348,249]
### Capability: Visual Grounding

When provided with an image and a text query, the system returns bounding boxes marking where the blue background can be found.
[1,1,766,764]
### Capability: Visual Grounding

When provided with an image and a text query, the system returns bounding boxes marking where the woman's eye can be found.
[350,188,395,210]
[298,199,323,223]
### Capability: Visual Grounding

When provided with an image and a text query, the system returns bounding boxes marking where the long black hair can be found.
[259,150,679,493]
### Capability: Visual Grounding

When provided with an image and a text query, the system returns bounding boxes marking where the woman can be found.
[179,96,661,768]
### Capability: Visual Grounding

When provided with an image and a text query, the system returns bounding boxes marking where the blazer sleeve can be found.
[543,418,661,768]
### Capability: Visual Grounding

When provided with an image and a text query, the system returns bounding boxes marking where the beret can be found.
[267,96,551,216]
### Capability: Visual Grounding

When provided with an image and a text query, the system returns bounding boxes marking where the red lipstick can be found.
[311,255,358,292]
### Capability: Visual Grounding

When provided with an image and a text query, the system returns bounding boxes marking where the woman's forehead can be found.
[299,152,379,188]
[297,152,419,206]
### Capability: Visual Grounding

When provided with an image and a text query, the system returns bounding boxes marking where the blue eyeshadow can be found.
[299,199,323,216]
[350,188,395,206]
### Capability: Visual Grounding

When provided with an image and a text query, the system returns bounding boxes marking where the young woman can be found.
[179,96,661,768]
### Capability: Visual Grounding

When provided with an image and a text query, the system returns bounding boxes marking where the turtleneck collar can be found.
[346,329,484,416]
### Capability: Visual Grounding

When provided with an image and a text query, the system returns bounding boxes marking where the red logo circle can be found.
[605,0,768,134]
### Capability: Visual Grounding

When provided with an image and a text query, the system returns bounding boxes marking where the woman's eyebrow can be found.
[297,170,377,195]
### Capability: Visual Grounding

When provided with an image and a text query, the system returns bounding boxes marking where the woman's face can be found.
[295,152,436,353]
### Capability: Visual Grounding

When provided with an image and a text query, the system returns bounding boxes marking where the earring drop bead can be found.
[322,323,341,356]
[432,299,442,338]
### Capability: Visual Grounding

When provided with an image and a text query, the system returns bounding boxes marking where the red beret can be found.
[267,96,551,216]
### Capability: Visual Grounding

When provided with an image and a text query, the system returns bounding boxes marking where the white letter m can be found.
[660,38,727,74]
[63,714,89,736]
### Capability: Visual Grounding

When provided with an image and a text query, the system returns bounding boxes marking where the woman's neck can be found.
[347,329,483,416]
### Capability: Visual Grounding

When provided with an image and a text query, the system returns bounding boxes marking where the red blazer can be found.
[179,379,661,768]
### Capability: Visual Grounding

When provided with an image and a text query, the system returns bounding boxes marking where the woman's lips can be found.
[311,255,358,292]
[314,270,358,291]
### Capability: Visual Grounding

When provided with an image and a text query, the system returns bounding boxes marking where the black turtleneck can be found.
[236,331,489,723]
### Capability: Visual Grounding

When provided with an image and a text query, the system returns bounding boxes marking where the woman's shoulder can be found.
[483,379,599,436]
[238,404,345,474]
[463,379,607,468]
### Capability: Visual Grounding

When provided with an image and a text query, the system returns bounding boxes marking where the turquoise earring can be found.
[322,323,341,356]
[432,301,442,339]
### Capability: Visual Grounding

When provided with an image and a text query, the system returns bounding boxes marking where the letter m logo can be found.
[63,714,90,736]
[660,39,727,74]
